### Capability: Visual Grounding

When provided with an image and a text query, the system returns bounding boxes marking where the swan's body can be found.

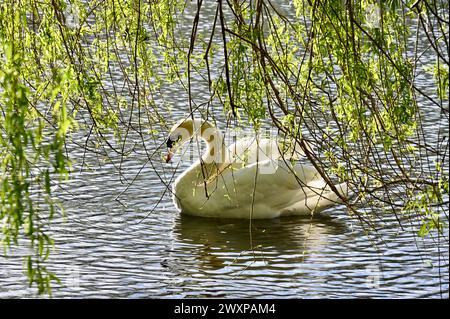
[166,118,347,219]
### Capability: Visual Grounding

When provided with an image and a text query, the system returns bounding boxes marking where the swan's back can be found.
[227,137,309,164]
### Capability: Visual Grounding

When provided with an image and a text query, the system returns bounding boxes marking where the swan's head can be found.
[165,118,212,163]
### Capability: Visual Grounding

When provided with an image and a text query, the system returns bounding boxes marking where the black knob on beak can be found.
[166,138,174,148]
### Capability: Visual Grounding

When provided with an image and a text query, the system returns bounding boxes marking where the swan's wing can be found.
[224,136,329,196]
[220,159,322,195]
[210,159,337,217]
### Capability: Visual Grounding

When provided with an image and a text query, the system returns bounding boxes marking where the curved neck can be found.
[176,120,228,190]
[188,119,227,165]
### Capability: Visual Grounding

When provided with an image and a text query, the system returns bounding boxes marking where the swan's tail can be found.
[331,182,349,202]
[304,180,349,212]
[307,180,348,197]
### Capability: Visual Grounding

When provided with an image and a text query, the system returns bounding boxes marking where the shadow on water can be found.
[171,213,347,271]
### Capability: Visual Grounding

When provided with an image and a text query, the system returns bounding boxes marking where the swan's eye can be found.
[167,134,183,148]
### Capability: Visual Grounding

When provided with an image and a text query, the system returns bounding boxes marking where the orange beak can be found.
[165,150,173,163]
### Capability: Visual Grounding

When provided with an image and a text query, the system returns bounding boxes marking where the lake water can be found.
[0,1,448,298]
[1,109,448,298]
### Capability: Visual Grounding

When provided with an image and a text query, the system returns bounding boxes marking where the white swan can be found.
[165,118,347,219]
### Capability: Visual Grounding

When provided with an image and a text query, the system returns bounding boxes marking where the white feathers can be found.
[167,118,347,219]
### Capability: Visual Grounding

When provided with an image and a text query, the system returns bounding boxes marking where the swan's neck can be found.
[176,121,228,190]
[201,129,226,165]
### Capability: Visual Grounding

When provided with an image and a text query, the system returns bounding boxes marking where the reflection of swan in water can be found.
[169,214,346,271]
